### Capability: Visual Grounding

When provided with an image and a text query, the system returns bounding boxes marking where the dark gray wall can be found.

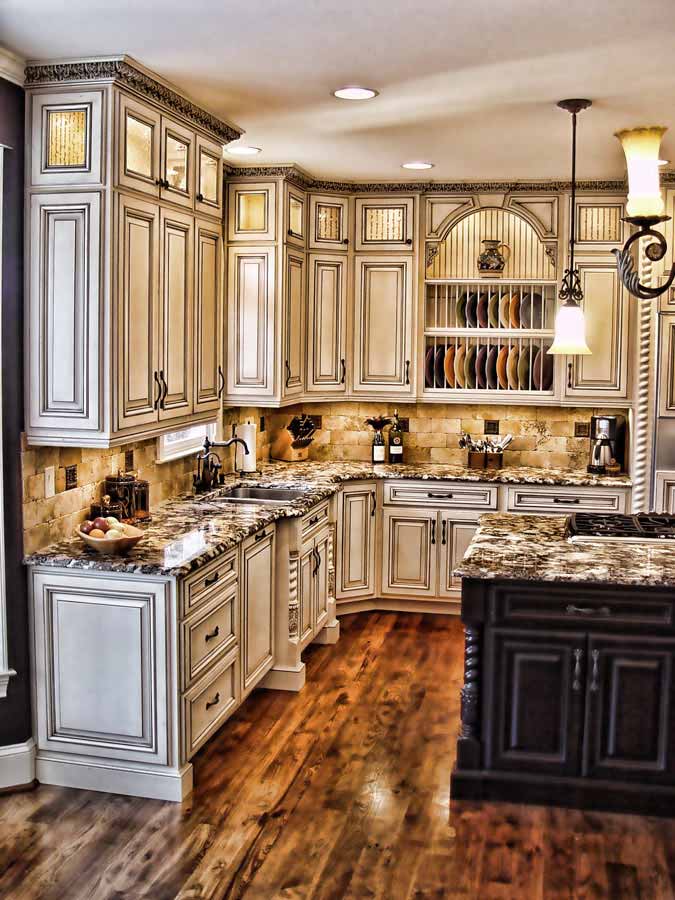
[0,75,30,745]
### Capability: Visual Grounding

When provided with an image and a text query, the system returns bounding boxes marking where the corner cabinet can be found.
[306,253,348,394]
[336,481,377,601]
[25,73,228,447]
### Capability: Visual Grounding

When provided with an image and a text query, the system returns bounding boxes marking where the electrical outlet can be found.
[259,416,265,433]
[44,466,55,498]
[398,417,410,432]
[65,465,77,491]
[575,421,591,438]
[124,449,134,471]
[485,420,500,435]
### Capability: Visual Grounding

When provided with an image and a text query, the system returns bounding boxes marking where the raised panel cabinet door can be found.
[31,571,170,765]
[354,197,414,251]
[31,89,104,187]
[195,134,223,218]
[283,249,305,399]
[241,529,275,696]
[565,254,629,400]
[116,194,160,430]
[160,115,195,210]
[158,208,194,420]
[584,636,675,785]
[353,257,413,394]
[485,628,586,777]
[309,194,350,250]
[194,219,224,414]
[116,92,161,197]
[659,315,675,417]
[381,507,436,597]
[298,549,314,645]
[285,184,306,249]
[226,247,276,398]
[314,532,331,631]
[227,182,277,242]
[306,254,348,393]
[336,482,376,599]
[28,192,101,434]
[438,519,478,597]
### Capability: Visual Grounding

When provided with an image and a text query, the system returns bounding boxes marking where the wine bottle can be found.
[389,408,404,463]
[372,429,385,463]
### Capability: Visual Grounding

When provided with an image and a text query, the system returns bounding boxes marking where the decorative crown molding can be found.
[0,46,25,87]
[24,57,242,144]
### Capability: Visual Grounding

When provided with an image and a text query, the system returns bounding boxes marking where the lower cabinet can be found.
[241,527,276,697]
[336,481,377,600]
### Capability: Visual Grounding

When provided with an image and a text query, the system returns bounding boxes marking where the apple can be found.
[80,521,94,535]
[105,516,120,527]
[105,528,123,539]
[89,528,106,538]
[92,517,109,533]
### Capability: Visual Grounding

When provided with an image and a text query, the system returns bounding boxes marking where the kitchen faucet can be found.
[193,435,250,493]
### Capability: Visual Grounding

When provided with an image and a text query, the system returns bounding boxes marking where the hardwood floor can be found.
[2,612,675,899]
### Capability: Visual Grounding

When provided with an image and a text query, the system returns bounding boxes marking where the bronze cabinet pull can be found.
[206,692,220,710]
[405,360,410,385]
[572,648,583,692]
[204,625,220,642]
[590,649,600,692]
[204,572,219,587]
[285,359,292,388]
[153,371,162,410]
[159,370,168,408]
[308,514,320,526]
[441,520,447,546]
[428,491,453,499]
[553,497,580,504]
[430,520,436,545]
[340,358,346,384]
[217,365,225,398]
[370,491,376,517]
[567,361,573,389]
[566,604,611,617]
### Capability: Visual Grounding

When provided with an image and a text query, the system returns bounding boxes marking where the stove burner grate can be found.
[568,513,675,542]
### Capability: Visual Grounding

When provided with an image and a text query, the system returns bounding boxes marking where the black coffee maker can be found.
[588,415,626,474]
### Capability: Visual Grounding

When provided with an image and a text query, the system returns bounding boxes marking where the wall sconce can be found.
[613,126,674,299]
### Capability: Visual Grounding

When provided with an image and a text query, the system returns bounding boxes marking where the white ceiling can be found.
[3,0,675,182]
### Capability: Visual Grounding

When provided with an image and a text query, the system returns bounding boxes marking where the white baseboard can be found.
[336,597,461,616]
[260,663,306,692]
[313,619,340,645]
[36,753,193,802]
[0,738,36,789]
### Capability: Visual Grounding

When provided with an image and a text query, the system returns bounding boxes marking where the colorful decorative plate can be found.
[499,294,511,328]
[456,293,468,328]
[496,345,510,389]
[520,291,543,329]
[507,345,520,389]
[444,345,456,388]
[517,346,532,390]
[477,292,489,328]
[454,344,467,388]
[424,346,435,388]
[509,291,521,329]
[466,292,478,328]
[486,345,499,389]
[464,344,478,388]
[434,345,447,388]
[488,292,500,328]
[476,345,488,389]
[532,346,554,390]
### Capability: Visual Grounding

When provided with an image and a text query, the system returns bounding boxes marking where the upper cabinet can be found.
[227,182,276,242]
[306,253,348,394]
[284,184,306,249]
[25,59,234,447]
[355,197,415,251]
[309,194,350,250]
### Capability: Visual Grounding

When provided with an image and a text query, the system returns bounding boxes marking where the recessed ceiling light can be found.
[225,143,262,156]
[401,161,434,170]
[332,86,379,101]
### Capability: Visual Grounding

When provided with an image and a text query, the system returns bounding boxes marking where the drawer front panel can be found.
[182,587,238,690]
[506,486,628,514]
[384,480,498,511]
[301,500,330,542]
[492,585,674,632]
[183,649,239,760]
[181,549,238,617]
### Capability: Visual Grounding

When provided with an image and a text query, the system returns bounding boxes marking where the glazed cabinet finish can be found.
[659,314,675,417]
[355,197,414,251]
[336,482,377,600]
[381,508,436,597]
[241,529,276,697]
[226,247,275,399]
[306,253,348,394]
[194,219,224,414]
[117,92,162,197]
[283,249,305,399]
[195,134,223,218]
[309,194,350,250]
[227,182,276,242]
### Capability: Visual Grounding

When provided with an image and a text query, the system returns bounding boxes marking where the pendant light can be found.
[548,99,592,356]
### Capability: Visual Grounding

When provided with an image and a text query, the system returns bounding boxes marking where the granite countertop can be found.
[455,512,675,588]
[24,461,632,579]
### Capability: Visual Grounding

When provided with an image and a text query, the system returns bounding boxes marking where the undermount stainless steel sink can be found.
[210,486,310,505]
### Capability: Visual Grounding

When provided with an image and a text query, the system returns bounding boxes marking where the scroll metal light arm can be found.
[612,216,675,300]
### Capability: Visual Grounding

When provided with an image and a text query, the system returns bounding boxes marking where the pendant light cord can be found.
[569,110,577,277]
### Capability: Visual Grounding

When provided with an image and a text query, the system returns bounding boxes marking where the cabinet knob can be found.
[342,238,349,245]
[196,192,204,202]
[405,238,413,245]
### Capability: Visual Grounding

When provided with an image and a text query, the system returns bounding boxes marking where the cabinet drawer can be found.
[301,500,330,541]
[506,486,628,514]
[181,549,238,617]
[384,480,498,511]
[181,586,238,690]
[183,648,239,760]
[492,584,674,631]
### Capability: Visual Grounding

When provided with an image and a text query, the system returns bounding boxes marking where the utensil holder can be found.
[485,451,504,470]
[468,451,487,470]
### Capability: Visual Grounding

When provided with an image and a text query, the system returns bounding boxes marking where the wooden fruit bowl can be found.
[78,523,143,555]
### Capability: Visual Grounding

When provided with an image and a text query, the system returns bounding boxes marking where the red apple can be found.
[92,517,109,533]
[80,521,94,535]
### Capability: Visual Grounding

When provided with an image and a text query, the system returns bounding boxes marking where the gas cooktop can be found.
[567,513,675,544]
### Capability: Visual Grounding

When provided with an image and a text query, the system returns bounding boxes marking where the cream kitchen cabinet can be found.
[355,197,415,251]
[438,519,477,597]
[309,194,350,250]
[241,528,276,698]
[285,183,307,249]
[381,507,437,597]
[25,61,232,447]
[336,481,377,601]
[352,256,414,395]
[306,253,349,394]
[282,248,306,400]
[227,182,277,242]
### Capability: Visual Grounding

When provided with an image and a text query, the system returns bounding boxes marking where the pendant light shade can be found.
[615,126,667,219]
[547,302,591,355]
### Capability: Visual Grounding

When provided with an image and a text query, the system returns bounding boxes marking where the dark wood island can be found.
[451,513,675,817]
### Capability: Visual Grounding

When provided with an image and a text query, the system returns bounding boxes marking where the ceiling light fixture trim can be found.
[401,161,434,170]
[332,86,379,100]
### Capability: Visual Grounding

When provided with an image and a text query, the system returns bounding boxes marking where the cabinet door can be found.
[227,182,276,242]
[659,315,675,417]
[241,529,275,696]
[195,134,223,218]
[309,194,350,250]
[585,636,675,785]
[306,254,348,394]
[194,219,224,414]
[28,192,101,435]
[116,93,161,197]
[355,197,414,251]
[158,209,194,420]
[565,254,630,400]
[285,184,306,249]
[485,628,585,777]
[31,89,104,187]
[298,548,314,646]
[337,482,377,600]
[314,531,330,631]
[438,519,477,597]
[353,257,413,394]
[160,116,195,210]
[381,507,436,597]
[117,194,160,430]
[226,247,276,398]
[282,249,305,399]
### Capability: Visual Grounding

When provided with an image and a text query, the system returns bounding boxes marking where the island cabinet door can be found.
[336,482,377,600]
[381,507,436,597]
[241,528,276,697]
[485,628,586,777]
[584,636,675,785]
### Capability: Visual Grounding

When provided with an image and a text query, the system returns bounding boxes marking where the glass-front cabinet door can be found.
[160,116,194,210]
[195,135,223,218]
[309,194,350,250]
[355,197,414,251]
[285,184,306,248]
[117,93,161,196]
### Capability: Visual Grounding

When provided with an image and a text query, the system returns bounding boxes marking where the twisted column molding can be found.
[288,553,299,638]
[631,236,658,512]
[459,626,481,741]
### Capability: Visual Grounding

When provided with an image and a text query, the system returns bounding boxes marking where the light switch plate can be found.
[44,466,55,498]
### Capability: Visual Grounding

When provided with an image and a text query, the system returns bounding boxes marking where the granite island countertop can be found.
[455,512,675,588]
[24,461,632,579]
